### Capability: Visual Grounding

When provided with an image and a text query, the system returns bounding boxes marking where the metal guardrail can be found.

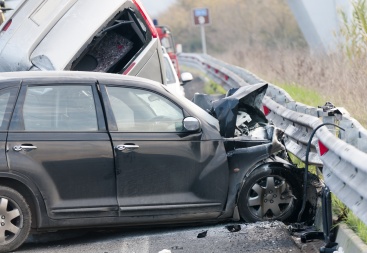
[179,53,367,226]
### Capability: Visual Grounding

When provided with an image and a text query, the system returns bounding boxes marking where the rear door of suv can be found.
[6,79,118,219]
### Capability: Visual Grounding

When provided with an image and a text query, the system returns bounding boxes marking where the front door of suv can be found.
[7,82,117,219]
[101,84,229,219]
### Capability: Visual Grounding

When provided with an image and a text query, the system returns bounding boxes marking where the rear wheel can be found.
[0,186,31,253]
[238,166,303,222]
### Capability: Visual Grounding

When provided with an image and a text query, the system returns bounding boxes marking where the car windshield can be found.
[161,36,174,53]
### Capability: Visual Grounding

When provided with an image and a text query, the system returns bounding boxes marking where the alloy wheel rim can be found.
[247,176,294,220]
[0,196,23,245]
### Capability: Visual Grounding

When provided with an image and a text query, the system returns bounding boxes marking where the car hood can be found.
[193,83,268,138]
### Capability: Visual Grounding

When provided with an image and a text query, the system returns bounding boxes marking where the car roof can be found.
[0,71,164,90]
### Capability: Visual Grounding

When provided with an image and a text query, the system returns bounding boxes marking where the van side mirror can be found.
[180,72,193,86]
[183,117,200,132]
[31,55,55,71]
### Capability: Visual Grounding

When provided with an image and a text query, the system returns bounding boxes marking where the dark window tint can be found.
[21,86,98,131]
[106,86,184,132]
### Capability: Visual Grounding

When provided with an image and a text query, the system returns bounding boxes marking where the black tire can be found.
[238,166,303,223]
[0,186,31,253]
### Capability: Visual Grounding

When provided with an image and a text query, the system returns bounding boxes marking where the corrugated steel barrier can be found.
[179,53,367,226]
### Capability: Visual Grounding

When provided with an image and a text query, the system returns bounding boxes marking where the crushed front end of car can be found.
[193,83,286,156]
[192,83,318,224]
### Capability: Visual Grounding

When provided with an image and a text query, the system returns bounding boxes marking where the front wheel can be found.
[238,166,303,223]
[0,186,31,253]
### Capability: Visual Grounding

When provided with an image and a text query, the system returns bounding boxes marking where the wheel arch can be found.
[244,159,297,182]
[0,173,47,229]
[219,155,298,220]
[236,157,316,223]
[239,157,300,201]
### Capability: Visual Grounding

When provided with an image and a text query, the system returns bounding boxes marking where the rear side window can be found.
[71,8,148,74]
[12,86,98,131]
[164,56,176,84]
[0,88,18,131]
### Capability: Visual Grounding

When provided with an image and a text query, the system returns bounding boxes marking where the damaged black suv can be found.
[0,71,316,252]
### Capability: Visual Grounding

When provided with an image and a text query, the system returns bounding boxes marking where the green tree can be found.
[340,0,367,58]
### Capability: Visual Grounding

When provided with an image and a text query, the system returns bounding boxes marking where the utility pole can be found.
[198,16,207,54]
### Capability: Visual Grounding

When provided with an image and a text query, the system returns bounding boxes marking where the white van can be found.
[0,0,165,83]
[162,47,192,97]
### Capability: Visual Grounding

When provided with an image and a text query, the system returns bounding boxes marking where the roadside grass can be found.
[219,47,367,127]
[332,195,348,220]
[332,194,367,244]
[204,80,226,95]
[287,153,318,176]
[345,212,367,244]
[274,82,326,107]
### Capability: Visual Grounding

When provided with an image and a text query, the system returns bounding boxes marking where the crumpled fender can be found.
[218,151,295,220]
[218,143,271,219]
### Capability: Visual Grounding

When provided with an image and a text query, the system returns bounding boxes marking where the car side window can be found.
[106,86,184,132]
[0,88,18,131]
[164,57,176,84]
[21,85,98,131]
[0,92,10,124]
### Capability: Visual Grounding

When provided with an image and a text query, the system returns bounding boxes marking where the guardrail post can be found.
[339,119,359,146]
[286,101,297,111]
[358,132,367,153]
[274,93,288,105]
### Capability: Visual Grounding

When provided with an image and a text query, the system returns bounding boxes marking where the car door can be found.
[100,83,229,218]
[6,81,117,219]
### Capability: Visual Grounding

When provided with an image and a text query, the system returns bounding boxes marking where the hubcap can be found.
[247,176,294,219]
[0,197,22,245]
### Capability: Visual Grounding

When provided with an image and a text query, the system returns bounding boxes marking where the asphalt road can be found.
[19,222,301,253]
[182,74,207,101]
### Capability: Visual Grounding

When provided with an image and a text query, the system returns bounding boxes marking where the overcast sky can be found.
[140,0,176,18]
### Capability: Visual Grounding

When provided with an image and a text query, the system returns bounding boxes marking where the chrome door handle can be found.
[13,145,38,152]
[116,144,139,152]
